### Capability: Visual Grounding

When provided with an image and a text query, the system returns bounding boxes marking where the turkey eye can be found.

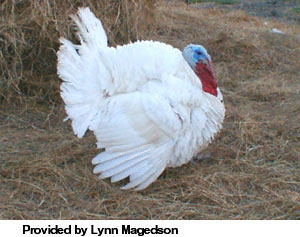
[197,51,202,55]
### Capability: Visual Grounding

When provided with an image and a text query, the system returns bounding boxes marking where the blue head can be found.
[182,44,218,97]
[182,44,211,71]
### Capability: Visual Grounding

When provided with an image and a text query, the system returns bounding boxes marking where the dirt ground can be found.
[0,0,300,219]
[191,0,300,24]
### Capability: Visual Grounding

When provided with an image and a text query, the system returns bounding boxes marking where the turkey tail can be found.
[57,7,110,137]
[70,7,108,50]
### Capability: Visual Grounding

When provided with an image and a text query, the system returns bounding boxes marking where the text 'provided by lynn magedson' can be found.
[22,224,179,236]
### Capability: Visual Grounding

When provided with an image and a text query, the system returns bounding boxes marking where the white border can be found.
[0,220,299,237]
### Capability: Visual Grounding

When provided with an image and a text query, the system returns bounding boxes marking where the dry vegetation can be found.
[0,0,300,219]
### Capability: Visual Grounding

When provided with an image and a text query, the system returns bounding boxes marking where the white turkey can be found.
[57,7,225,190]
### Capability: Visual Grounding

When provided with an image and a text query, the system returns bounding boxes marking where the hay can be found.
[0,0,300,219]
[0,0,157,102]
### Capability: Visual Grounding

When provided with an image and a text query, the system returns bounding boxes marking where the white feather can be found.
[57,7,225,190]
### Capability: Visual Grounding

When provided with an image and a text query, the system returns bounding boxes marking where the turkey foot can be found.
[193,152,212,162]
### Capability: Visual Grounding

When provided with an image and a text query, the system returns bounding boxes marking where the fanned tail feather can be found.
[57,8,109,137]
[71,7,108,49]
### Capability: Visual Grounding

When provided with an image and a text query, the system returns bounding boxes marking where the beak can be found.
[202,55,212,66]
[202,59,210,66]
[202,58,215,77]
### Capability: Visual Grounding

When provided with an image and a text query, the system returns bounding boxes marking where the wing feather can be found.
[90,92,182,189]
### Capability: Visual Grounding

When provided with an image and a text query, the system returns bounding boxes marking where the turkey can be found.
[57,7,225,190]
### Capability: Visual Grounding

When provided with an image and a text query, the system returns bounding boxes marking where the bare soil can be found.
[191,0,300,24]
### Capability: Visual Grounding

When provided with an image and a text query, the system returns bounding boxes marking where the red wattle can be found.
[196,61,218,97]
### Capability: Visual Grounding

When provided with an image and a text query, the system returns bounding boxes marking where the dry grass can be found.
[1,0,300,219]
[0,0,156,102]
